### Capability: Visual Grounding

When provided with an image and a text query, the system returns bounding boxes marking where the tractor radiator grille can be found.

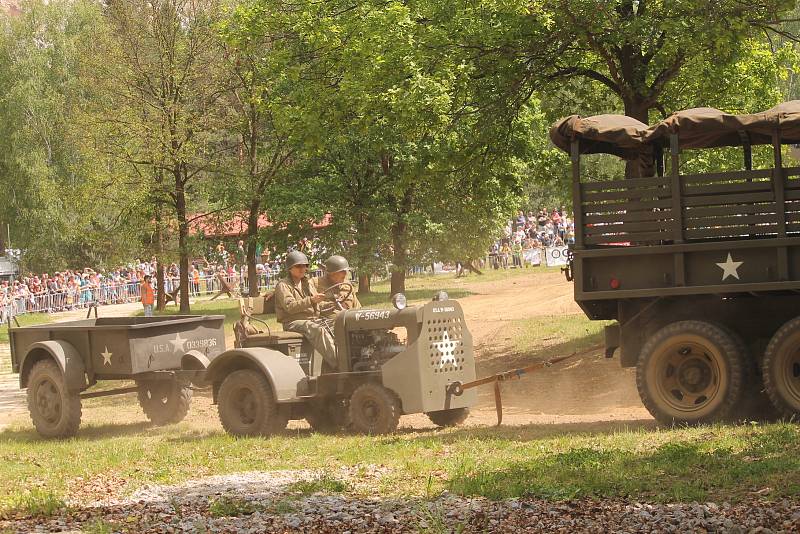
[425,316,466,375]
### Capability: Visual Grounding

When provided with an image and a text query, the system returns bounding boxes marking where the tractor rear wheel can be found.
[762,317,800,419]
[217,369,288,437]
[426,407,470,427]
[136,379,192,425]
[637,321,744,425]
[27,360,82,438]
[348,383,400,435]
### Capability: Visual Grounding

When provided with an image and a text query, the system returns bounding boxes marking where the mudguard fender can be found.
[205,348,306,402]
[20,340,87,392]
[181,349,211,370]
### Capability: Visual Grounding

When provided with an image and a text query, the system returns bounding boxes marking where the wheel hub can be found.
[657,342,722,411]
[35,380,61,424]
[233,388,257,425]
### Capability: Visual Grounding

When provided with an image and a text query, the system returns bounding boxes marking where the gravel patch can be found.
[1,468,798,533]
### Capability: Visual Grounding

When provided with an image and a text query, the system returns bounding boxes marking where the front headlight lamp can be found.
[391,292,407,310]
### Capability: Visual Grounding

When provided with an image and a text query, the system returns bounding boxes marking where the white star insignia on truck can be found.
[716,253,743,281]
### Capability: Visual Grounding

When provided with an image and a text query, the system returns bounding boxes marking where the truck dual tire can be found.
[636,321,744,426]
[348,382,400,435]
[217,369,288,437]
[136,379,192,426]
[762,316,800,419]
[426,407,470,427]
[26,359,82,438]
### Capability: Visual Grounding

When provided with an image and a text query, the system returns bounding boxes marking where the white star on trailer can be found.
[100,346,113,366]
[716,253,743,281]
[169,333,187,352]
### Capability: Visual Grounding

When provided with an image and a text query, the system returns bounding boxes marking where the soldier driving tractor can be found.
[274,252,361,373]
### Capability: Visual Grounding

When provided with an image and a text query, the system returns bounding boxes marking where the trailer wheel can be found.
[348,383,400,435]
[762,317,800,418]
[136,379,192,425]
[426,407,469,427]
[26,359,82,438]
[217,369,288,437]
[305,399,351,434]
[637,321,744,425]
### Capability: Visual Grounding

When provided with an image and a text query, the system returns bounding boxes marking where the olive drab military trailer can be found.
[208,288,477,436]
[9,315,226,438]
[551,102,800,425]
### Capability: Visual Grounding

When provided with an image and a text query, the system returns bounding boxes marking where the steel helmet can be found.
[285,250,310,270]
[324,255,350,273]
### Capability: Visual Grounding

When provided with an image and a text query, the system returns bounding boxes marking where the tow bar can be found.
[446,353,581,426]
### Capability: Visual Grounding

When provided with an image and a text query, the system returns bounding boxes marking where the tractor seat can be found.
[240,331,306,347]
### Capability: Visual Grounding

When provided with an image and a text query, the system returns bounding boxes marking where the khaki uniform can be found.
[274,277,337,370]
[312,275,361,319]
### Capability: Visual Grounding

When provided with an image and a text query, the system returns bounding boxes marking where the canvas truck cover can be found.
[549,100,800,156]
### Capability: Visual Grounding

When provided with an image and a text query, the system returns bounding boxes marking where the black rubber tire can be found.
[306,399,352,434]
[217,369,288,437]
[26,359,82,438]
[136,379,192,425]
[636,321,745,426]
[426,407,470,427]
[348,383,400,435]
[762,316,800,419]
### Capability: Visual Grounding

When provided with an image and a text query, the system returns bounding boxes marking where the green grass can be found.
[0,420,798,517]
[511,315,610,356]
[0,488,66,519]
[0,313,53,344]
[286,473,349,495]
[208,496,263,518]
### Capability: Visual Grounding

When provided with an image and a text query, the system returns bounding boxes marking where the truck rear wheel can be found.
[26,359,82,438]
[762,317,800,418]
[426,407,470,427]
[637,321,744,425]
[217,369,288,437]
[137,379,192,425]
[348,383,400,435]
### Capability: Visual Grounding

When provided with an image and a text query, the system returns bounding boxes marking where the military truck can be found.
[205,285,477,436]
[551,102,800,425]
[9,315,225,437]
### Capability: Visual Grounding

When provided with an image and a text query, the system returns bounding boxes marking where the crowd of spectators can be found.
[488,208,574,269]
[0,242,282,322]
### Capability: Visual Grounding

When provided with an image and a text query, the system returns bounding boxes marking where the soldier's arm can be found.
[350,292,362,310]
[275,283,314,314]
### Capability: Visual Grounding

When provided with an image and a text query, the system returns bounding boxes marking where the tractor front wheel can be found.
[426,407,469,427]
[348,383,400,435]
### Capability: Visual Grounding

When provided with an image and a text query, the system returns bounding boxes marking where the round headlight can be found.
[433,290,449,301]
[391,293,407,310]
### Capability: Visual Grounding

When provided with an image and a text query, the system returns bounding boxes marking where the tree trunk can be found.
[357,273,371,294]
[389,188,413,295]
[623,96,653,178]
[246,202,260,297]
[155,209,166,311]
[175,173,190,314]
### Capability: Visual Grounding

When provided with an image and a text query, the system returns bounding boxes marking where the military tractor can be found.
[551,102,800,425]
[204,285,477,436]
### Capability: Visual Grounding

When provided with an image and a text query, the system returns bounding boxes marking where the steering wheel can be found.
[321,281,354,311]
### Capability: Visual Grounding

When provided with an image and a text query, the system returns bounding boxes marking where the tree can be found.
[89,0,227,312]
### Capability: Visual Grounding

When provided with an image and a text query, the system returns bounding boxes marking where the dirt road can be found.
[443,270,650,426]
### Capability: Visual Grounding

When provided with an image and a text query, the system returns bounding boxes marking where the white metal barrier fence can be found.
[1,272,275,321]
